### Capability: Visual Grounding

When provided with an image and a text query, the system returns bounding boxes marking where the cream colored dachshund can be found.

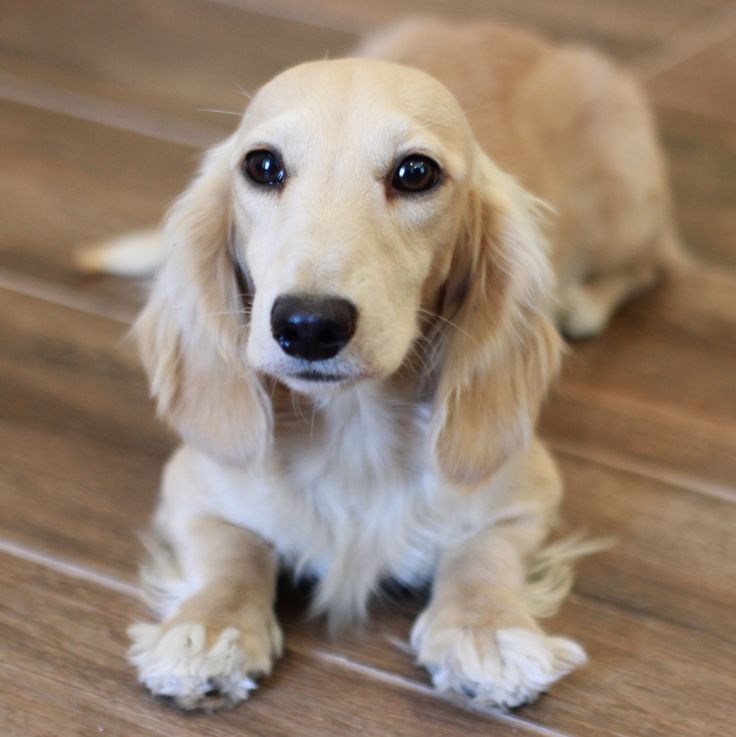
[84,21,686,711]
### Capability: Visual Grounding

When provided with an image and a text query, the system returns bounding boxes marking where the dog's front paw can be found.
[128,617,283,711]
[411,612,586,709]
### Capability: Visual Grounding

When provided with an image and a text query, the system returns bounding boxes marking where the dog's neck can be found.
[268,374,430,492]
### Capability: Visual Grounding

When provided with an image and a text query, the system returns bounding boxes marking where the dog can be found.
[86,21,686,712]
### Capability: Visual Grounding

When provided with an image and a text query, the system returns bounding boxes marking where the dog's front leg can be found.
[129,516,282,710]
[412,519,586,709]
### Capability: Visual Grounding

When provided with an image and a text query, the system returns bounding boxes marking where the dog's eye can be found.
[392,155,441,193]
[242,149,285,187]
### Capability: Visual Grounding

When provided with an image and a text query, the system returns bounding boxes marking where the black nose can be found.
[271,295,357,361]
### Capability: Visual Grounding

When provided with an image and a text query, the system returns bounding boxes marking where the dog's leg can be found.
[412,517,586,709]
[129,516,282,710]
[557,266,658,340]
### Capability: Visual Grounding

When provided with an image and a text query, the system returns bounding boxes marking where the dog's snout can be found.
[271,295,357,361]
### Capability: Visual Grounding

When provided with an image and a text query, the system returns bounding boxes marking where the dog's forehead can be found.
[242,59,470,143]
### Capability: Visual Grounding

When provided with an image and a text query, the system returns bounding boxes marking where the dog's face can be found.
[231,60,474,395]
[138,59,560,484]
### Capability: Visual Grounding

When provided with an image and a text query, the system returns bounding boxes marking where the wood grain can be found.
[0,0,355,132]
[289,456,736,737]
[5,522,733,737]
[656,105,736,270]
[648,29,736,121]
[0,287,171,580]
[296,590,736,737]
[542,271,736,492]
[0,99,196,311]
[0,552,543,737]
[560,454,736,642]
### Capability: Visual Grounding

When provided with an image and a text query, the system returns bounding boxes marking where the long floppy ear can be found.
[431,151,561,486]
[135,136,272,466]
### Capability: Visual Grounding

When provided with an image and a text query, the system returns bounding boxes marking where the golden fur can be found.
[110,21,686,711]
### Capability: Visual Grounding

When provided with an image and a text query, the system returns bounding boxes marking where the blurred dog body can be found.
[87,22,685,711]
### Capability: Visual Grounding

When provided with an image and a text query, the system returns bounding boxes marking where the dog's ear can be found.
[430,150,561,486]
[135,136,272,465]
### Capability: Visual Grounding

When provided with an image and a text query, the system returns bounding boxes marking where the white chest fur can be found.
[166,383,522,623]
[270,384,441,621]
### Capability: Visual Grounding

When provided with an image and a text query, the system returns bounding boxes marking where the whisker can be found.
[402,352,422,379]
[409,341,433,378]
[415,334,439,370]
[412,355,429,380]
[197,108,243,118]
[204,310,248,317]
[417,307,481,349]
[291,390,308,423]
[228,78,253,100]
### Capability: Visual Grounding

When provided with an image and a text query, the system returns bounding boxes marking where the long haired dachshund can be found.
[86,20,685,711]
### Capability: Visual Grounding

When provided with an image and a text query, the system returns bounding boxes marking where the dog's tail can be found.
[523,533,613,618]
[76,228,164,278]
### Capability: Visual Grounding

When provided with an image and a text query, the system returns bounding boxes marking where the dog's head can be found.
[137,59,560,485]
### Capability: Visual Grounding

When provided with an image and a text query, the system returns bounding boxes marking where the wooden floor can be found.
[1,1,735,735]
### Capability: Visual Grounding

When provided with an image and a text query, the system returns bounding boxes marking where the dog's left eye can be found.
[242,149,286,187]
[392,155,441,193]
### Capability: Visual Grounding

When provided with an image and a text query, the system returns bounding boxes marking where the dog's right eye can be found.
[391,154,441,194]
[242,149,286,187]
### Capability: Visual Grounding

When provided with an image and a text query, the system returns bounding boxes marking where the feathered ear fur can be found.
[135,136,272,465]
[431,150,561,486]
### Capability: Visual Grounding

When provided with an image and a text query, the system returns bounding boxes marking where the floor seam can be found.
[312,651,575,737]
[0,535,569,736]
[0,71,220,149]
[554,381,736,441]
[654,97,736,128]
[203,0,368,35]
[629,1,736,81]
[547,439,736,504]
[0,269,138,324]
[0,538,140,598]
[3,529,730,654]
[4,38,736,158]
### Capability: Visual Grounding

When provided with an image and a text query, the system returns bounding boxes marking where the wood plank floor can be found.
[1,1,735,735]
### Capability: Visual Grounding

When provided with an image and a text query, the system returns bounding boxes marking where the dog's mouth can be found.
[291,369,352,382]
[291,369,350,382]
